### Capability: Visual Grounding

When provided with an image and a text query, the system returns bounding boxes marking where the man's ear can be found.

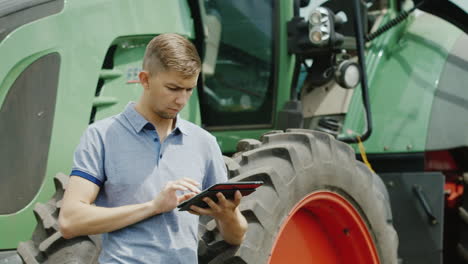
[138,71,150,90]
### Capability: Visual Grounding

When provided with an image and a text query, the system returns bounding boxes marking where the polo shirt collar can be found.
[174,117,189,135]
[122,102,188,135]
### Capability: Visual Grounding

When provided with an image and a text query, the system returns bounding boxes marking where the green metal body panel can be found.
[342,11,464,154]
[0,0,195,249]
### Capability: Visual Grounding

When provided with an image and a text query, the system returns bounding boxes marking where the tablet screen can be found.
[209,182,264,191]
[177,181,263,211]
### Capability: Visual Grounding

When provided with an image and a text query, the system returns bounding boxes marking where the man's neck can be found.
[134,101,174,142]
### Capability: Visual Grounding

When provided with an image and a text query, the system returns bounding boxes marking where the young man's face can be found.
[142,70,198,120]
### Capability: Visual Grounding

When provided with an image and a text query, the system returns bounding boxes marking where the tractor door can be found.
[196,0,293,153]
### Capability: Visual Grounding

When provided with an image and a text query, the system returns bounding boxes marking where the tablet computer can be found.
[177,181,263,211]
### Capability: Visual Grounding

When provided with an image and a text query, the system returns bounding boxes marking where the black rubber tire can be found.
[198,129,399,264]
[17,173,101,264]
[17,130,398,264]
[456,173,468,263]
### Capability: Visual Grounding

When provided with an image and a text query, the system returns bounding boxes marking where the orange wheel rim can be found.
[268,191,380,264]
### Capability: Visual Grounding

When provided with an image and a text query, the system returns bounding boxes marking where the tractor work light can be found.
[309,27,330,45]
[308,7,331,46]
[308,7,329,26]
[335,60,361,89]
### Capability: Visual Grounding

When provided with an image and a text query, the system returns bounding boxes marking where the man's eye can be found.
[168,87,177,91]
[187,88,194,93]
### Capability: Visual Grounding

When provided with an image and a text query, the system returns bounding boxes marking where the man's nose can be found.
[175,92,190,105]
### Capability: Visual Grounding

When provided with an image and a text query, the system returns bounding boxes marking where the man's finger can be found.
[169,183,188,192]
[188,210,201,216]
[203,197,220,211]
[178,192,196,203]
[182,177,200,186]
[234,190,242,206]
[216,192,228,206]
[190,205,212,215]
[177,180,201,194]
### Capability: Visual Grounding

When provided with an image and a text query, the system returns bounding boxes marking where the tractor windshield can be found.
[199,0,275,128]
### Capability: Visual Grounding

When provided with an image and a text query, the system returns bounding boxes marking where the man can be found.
[58,33,248,263]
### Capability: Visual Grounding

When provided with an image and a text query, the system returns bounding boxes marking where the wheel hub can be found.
[268,191,380,264]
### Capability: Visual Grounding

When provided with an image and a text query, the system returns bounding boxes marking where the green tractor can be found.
[0,0,467,263]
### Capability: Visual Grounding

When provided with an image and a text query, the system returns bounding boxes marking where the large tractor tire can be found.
[198,130,399,264]
[457,174,468,263]
[17,130,398,264]
[17,173,101,264]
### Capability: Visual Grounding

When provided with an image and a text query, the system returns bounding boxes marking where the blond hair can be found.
[142,33,201,78]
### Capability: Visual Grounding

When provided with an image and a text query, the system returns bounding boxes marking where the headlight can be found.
[308,7,329,26]
[308,7,331,46]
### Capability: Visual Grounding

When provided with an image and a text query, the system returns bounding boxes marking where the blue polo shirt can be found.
[71,102,227,264]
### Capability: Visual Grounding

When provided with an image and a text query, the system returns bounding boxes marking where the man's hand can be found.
[189,191,240,220]
[152,178,201,214]
[189,191,248,245]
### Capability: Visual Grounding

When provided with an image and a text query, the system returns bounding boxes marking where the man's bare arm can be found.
[58,176,199,239]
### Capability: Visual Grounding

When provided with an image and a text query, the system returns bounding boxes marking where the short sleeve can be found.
[70,126,106,187]
[202,135,227,190]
